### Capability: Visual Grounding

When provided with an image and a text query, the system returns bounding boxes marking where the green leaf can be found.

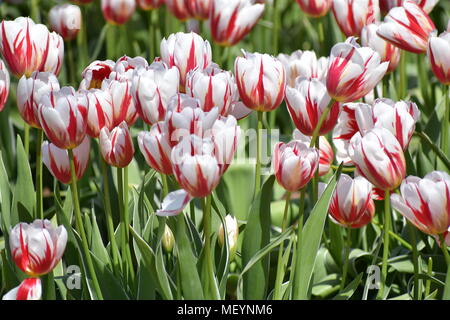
[333,273,364,300]
[0,151,12,239]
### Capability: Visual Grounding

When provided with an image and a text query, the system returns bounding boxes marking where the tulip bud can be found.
[162,225,175,253]
[38,87,88,149]
[332,0,380,37]
[348,127,406,191]
[102,0,136,25]
[428,32,450,85]
[285,77,340,136]
[42,136,91,184]
[100,121,135,168]
[0,59,10,112]
[137,0,164,10]
[138,122,173,174]
[391,171,450,235]
[361,23,401,73]
[10,219,67,277]
[79,60,115,90]
[377,0,436,54]
[296,0,332,17]
[49,4,82,41]
[131,61,180,125]
[327,37,388,103]
[160,32,212,90]
[218,215,239,260]
[210,0,265,46]
[273,140,319,192]
[235,51,286,112]
[2,278,42,300]
[277,50,328,87]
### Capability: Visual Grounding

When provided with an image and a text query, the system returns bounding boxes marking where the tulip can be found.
[186,64,236,115]
[138,122,173,174]
[285,77,340,136]
[162,225,175,253]
[377,0,436,54]
[0,59,10,111]
[10,219,67,277]
[210,0,265,46]
[391,171,450,235]
[428,32,450,85]
[0,17,63,77]
[277,50,328,87]
[102,77,138,127]
[114,55,149,76]
[165,0,193,21]
[326,174,375,228]
[293,129,334,177]
[361,23,401,73]
[38,87,88,149]
[137,0,164,10]
[2,279,42,300]
[42,136,91,184]
[272,140,319,192]
[156,189,193,216]
[210,115,241,174]
[235,51,286,112]
[218,214,239,259]
[160,32,212,90]
[186,0,212,20]
[49,4,82,41]
[79,60,115,90]
[100,121,135,168]
[102,0,136,25]
[296,0,332,17]
[332,103,360,165]
[332,0,380,37]
[79,89,114,138]
[348,127,406,191]
[171,134,221,198]
[131,61,180,125]
[327,37,388,103]
[379,0,438,13]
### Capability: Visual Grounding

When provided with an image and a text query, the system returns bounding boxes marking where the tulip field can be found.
[1,0,450,302]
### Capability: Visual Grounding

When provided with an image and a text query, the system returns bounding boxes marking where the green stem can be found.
[272,0,280,55]
[77,5,89,74]
[255,111,263,196]
[439,234,450,299]
[378,190,391,299]
[148,9,155,60]
[399,51,407,99]
[24,123,30,157]
[30,0,40,22]
[292,189,306,299]
[106,24,116,60]
[408,222,420,300]
[309,99,334,148]
[36,129,43,219]
[160,173,169,198]
[317,18,325,55]
[382,76,389,98]
[425,257,433,298]
[68,149,103,300]
[340,228,352,290]
[67,41,76,86]
[273,192,291,300]
[441,85,449,158]
[418,54,430,105]
[203,195,220,300]
[312,138,320,203]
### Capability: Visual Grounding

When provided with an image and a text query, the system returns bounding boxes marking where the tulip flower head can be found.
[332,0,380,37]
[326,37,388,103]
[102,0,136,25]
[49,4,82,41]
[137,0,165,10]
[2,278,42,300]
[44,32,65,77]
[79,59,115,90]
[273,140,320,192]
[0,59,10,111]
[42,136,91,184]
[348,127,406,191]
[79,89,114,138]
[138,122,173,174]
[165,0,194,21]
[379,0,438,13]
[428,32,450,85]
[377,0,436,54]
[235,51,286,112]
[10,219,67,277]
[100,121,135,168]
[296,0,332,17]
[210,115,241,174]
[186,0,213,20]
[218,215,239,259]
[391,171,450,235]
[210,0,265,46]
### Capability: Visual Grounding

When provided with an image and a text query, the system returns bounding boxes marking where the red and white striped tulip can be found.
[137,0,164,10]
[361,23,401,73]
[131,61,180,125]
[377,0,436,54]
[235,51,286,112]
[10,219,67,277]
[171,134,221,198]
[102,76,138,127]
[79,89,113,138]
[428,32,450,85]
[38,87,88,149]
[79,59,115,90]
[294,129,334,176]
[0,59,10,112]
[327,37,388,103]
[44,32,64,77]
[380,0,438,13]
[101,0,136,25]
[333,103,360,165]
[42,136,91,184]
[138,122,173,174]
[165,0,193,21]
[348,127,406,190]
[2,279,42,301]
[325,174,375,228]
[277,50,328,87]
[273,140,319,192]
[17,72,60,128]
[296,0,332,17]
[285,77,340,136]
[100,121,135,167]
[332,0,380,37]
[187,0,212,20]
[160,32,212,90]
[210,115,241,174]
[114,55,149,77]
[391,171,450,235]
[49,4,82,41]
[186,64,236,115]
[210,0,265,46]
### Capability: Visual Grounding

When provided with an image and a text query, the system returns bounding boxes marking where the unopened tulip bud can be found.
[218,215,239,260]
[162,225,175,253]
[102,0,136,25]
[49,4,82,41]
[296,0,332,17]
[100,121,135,168]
